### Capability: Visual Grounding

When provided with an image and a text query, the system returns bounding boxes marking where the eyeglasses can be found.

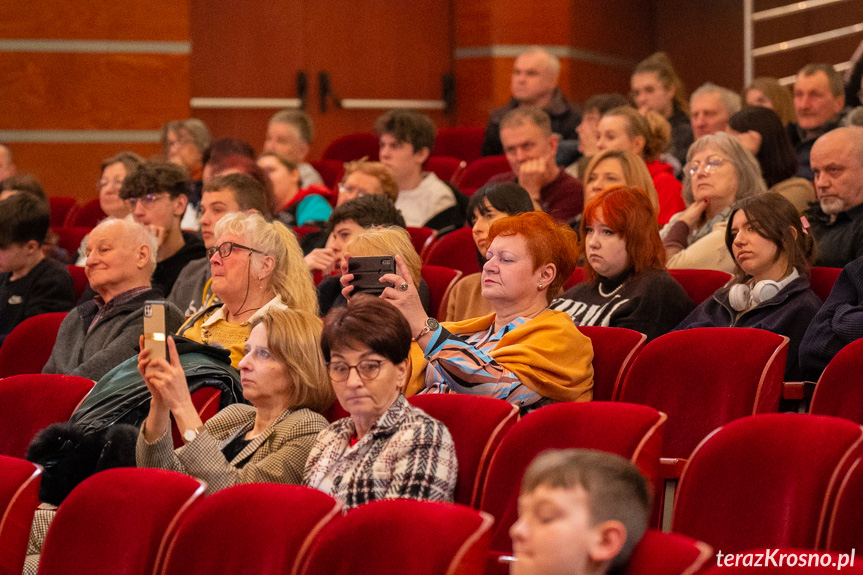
[125,192,168,209]
[206,241,265,259]
[687,157,728,176]
[327,359,384,382]
[337,184,370,199]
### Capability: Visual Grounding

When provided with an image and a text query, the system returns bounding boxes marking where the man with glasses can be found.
[168,173,270,317]
[119,161,205,296]
[43,218,184,381]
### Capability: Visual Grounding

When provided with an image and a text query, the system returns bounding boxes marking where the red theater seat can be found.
[810,338,863,425]
[425,155,466,183]
[434,127,485,163]
[621,530,714,575]
[576,326,646,402]
[421,265,462,320]
[309,159,345,190]
[455,156,511,195]
[668,269,732,305]
[69,198,106,228]
[809,267,842,302]
[321,132,379,162]
[0,312,68,377]
[0,456,41,575]
[423,227,480,276]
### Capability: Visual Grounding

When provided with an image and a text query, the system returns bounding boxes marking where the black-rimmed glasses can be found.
[327,360,384,382]
[206,241,265,259]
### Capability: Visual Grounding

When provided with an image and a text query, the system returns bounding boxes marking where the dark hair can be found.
[728,106,797,188]
[521,449,650,570]
[206,155,274,213]
[119,161,189,200]
[725,193,815,283]
[321,295,412,365]
[467,182,534,225]
[581,186,665,283]
[0,174,46,201]
[375,110,436,154]
[202,138,256,167]
[204,173,271,218]
[798,63,845,98]
[583,93,630,116]
[0,193,50,247]
[632,52,688,114]
[100,151,145,174]
[328,194,406,230]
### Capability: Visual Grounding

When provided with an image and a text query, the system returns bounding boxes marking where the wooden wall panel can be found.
[0,0,187,41]
[6,143,161,203]
[571,0,655,58]
[0,53,189,130]
[565,61,635,103]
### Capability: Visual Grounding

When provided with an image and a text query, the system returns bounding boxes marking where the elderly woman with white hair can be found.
[178,211,318,367]
[660,132,767,273]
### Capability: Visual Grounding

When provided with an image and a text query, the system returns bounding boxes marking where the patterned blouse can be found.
[420,318,552,411]
[303,395,457,509]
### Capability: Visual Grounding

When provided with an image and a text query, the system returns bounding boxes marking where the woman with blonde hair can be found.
[579,149,659,221]
[317,226,431,315]
[179,211,318,366]
[596,106,685,224]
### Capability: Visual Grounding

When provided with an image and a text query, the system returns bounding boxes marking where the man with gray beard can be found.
[806,126,863,267]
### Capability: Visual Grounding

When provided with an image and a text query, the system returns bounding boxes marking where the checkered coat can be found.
[303,394,457,509]
[137,403,327,494]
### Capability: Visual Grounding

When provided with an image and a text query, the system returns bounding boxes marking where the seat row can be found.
[3,406,863,575]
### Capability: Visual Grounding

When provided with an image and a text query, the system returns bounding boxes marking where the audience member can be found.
[257,152,332,226]
[690,83,742,140]
[138,308,331,494]
[631,52,693,166]
[728,106,815,213]
[481,47,581,160]
[0,194,75,347]
[0,174,46,201]
[743,77,796,125]
[510,449,649,575]
[362,211,593,411]
[263,109,324,187]
[790,64,846,181]
[120,162,206,295]
[805,126,863,267]
[799,255,863,381]
[489,106,584,223]
[42,219,184,381]
[596,106,684,224]
[318,226,431,316]
[661,132,767,272]
[551,186,694,341]
[201,137,256,183]
[375,110,462,231]
[567,93,630,179]
[577,150,659,231]
[0,144,15,181]
[177,212,317,367]
[304,295,457,508]
[675,193,820,380]
[446,182,535,322]
[168,173,271,317]
[305,194,406,278]
[160,119,211,228]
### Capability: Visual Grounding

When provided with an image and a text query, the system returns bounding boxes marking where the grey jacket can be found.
[167,258,212,318]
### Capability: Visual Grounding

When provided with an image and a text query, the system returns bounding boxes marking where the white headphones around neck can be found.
[727,269,799,312]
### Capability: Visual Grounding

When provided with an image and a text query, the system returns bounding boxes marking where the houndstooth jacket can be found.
[303,394,457,509]
[137,403,328,494]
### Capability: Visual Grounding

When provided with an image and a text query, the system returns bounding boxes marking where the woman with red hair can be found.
[550,186,694,341]
[341,211,595,413]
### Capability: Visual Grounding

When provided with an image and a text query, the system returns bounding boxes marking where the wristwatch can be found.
[183,425,205,443]
[414,317,440,340]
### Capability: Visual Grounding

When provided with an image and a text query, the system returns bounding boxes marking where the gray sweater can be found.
[167,258,211,318]
[42,288,183,382]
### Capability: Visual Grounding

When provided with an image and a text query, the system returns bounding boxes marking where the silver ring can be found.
[399,282,409,291]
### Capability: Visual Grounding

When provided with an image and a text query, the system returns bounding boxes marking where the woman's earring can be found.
[538,283,543,289]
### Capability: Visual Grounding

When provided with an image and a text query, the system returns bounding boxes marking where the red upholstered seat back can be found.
[618,328,788,460]
[0,456,41,575]
[810,338,863,425]
[434,127,485,163]
[321,132,379,162]
[825,456,863,553]
[809,266,842,302]
[408,394,517,507]
[621,530,714,575]
[160,484,341,575]
[425,155,466,184]
[423,227,480,276]
[420,265,463,320]
[406,226,437,258]
[672,414,863,554]
[0,312,68,378]
[66,265,88,300]
[69,198,106,228]
[456,156,511,195]
[479,402,666,553]
[48,197,78,228]
[576,326,646,402]
[300,499,493,575]
[668,268,732,305]
[309,159,345,190]
[39,468,205,575]
[0,374,95,458]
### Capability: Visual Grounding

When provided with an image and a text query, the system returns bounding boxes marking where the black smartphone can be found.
[143,300,168,361]
[348,256,396,296]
